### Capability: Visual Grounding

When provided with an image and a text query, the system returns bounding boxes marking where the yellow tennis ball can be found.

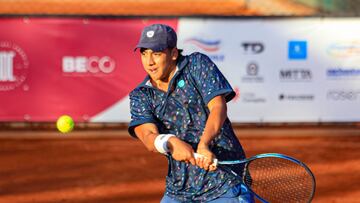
[56,115,74,133]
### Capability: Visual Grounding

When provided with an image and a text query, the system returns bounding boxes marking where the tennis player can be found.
[128,24,254,203]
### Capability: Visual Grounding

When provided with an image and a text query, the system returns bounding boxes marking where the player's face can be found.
[140,48,178,82]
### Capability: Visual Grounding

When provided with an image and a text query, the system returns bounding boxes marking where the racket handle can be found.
[193,153,218,166]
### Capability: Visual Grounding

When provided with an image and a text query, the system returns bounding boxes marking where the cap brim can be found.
[134,42,168,52]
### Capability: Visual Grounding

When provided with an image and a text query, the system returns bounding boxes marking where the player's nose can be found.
[146,55,155,66]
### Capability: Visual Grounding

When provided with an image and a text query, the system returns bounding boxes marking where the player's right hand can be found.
[167,136,196,165]
[195,146,217,171]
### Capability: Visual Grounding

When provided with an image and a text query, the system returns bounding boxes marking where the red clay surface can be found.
[0,126,359,203]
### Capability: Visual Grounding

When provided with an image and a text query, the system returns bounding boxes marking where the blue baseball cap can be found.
[135,24,177,52]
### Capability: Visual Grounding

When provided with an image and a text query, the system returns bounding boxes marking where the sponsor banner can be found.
[2,17,360,122]
[0,18,177,121]
[178,18,360,122]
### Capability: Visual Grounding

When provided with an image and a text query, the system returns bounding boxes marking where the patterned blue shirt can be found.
[128,52,246,202]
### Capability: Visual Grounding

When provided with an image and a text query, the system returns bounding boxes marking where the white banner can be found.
[4,18,359,122]
[93,18,360,123]
[176,18,360,122]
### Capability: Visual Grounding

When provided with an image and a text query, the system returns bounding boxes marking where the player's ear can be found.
[171,48,178,61]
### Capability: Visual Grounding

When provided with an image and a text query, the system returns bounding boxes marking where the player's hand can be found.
[167,137,196,165]
[196,144,217,171]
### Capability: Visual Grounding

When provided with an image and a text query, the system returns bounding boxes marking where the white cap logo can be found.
[146,31,155,38]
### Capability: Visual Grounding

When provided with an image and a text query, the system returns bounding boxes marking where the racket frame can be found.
[195,153,316,203]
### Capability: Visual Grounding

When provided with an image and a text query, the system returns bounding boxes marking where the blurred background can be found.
[0,0,360,203]
[1,0,360,126]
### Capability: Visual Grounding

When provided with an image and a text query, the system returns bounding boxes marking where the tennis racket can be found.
[194,153,316,203]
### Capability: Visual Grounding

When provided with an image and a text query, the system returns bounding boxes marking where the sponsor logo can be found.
[241,42,264,54]
[62,56,116,75]
[185,38,220,52]
[0,51,15,81]
[327,90,360,101]
[0,41,29,91]
[288,41,307,60]
[241,62,264,83]
[279,69,312,82]
[327,41,360,58]
[184,38,224,61]
[327,67,360,79]
[146,31,155,38]
[247,62,258,76]
[241,92,266,103]
[279,93,314,101]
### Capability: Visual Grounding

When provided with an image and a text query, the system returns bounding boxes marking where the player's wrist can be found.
[166,136,177,153]
[154,134,175,154]
[198,139,211,148]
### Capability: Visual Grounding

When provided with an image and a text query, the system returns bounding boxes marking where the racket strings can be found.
[244,157,314,203]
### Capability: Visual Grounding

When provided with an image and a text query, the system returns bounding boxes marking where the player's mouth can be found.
[148,68,158,74]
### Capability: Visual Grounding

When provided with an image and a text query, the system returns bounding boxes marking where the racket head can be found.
[241,153,316,203]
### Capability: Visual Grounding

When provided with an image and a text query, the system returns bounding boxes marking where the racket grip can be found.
[193,153,218,166]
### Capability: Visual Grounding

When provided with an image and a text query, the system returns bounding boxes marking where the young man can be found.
[128,24,254,202]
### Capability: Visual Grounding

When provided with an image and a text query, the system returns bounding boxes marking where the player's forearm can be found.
[139,133,159,152]
[199,104,227,147]
[134,126,159,152]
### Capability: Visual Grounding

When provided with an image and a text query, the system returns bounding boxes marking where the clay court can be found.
[1,126,359,203]
[1,0,359,202]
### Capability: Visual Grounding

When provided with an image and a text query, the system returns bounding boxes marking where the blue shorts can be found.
[160,184,255,203]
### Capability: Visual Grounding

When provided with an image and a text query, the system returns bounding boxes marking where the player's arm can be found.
[197,95,227,170]
[134,123,159,152]
[134,123,196,165]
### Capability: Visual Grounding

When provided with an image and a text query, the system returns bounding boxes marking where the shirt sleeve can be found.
[189,53,235,104]
[128,88,157,138]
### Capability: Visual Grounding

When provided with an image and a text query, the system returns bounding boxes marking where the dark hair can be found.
[139,47,147,53]
[177,49,183,56]
[176,49,184,63]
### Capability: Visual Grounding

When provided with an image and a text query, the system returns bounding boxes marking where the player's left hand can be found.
[196,144,217,171]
